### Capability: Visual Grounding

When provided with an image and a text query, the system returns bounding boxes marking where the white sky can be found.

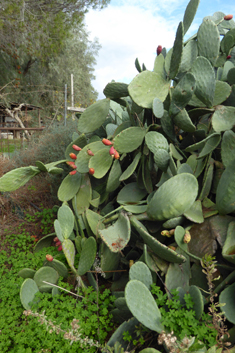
[85,0,235,99]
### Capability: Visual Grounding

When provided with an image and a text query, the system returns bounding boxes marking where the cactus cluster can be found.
[2,0,235,350]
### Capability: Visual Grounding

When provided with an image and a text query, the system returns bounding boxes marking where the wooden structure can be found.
[0,102,44,139]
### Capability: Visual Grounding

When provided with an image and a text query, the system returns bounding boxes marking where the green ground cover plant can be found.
[0,229,115,353]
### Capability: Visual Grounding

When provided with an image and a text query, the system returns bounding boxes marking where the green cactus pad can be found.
[99,212,131,253]
[213,81,232,106]
[174,225,202,261]
[162,216,185,229]
[106,317,139,349]
[183,0,200,35]
[0,166,40,192]
[72,174,92,215]
[184,132,218,153]
[212,106,235,132]
[145,131,168,154]
[173,109,196,133]
[45,258,68,278]
[57,204,74,239]
[198,161,214,200]
[77,236,97,276]
[62,238,76,272]
[75,141,107,173]
[39,285,53,293]
[77,98,110,133]
[191,56,215,107]
[197,133,221,159]
[103,82,129,99]
[228,67,235,85]
[169,21,184,79]
[165,248,190,292]
[139,349,162,353]
[106,159,122,192]
[221,130,235,168]
[86,208,105,236]
[119,152,141,181]
[88,148,113,179]
[100,243,121,279]
[130,216,186,263]
[125,279,164,333]
[216,160,235,215]
[219,282,235,324]
[54,220,64,242]
[129,261,153,289]
[177,163,193,174]
[197,19,220,66]
[113,126,146,153]
[57,171,82,202]
[188,285,204,320]
[117,182,147,205]
[34,233,55,253]
[64,134,87,159]
[35,161,47,172]
[152,98,164,118]
[170,73,196,116]
[179,40,198,73]
[222,222,235,265]
[123,204,147,214]
[153,53,165,78]
[20,278,40,310]
[18,268,36,279]
[184,200,204,223]
[154,149,170,172]
[34,267,59,288]
[147,173,198,221]
[128,71,170,109]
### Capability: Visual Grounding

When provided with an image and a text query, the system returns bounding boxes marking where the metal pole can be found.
[64,84,67,126]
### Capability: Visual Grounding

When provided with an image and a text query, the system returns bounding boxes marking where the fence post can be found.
[64,84,67,126]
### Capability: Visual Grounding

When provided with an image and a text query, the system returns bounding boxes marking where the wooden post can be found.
[64,84,67,126]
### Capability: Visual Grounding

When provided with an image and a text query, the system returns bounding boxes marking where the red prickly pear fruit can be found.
[109,146,116,156]
[66,161,77,169]
[72,144,82,151]
[57,244,63,251]
[157,45,162,56]
[224,14,233,20]
[102,138,112,146]
[87,149,94,156]
[69,170,77,175]
[69,152,77,160]
[53,237,59,242]
[46,254,53,262]
[89,168,95,175]
[227,55,232,60]
[114,151,120,159]
[55,240,61,247]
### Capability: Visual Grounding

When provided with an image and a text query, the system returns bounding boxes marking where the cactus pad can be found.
[34,267,59,288]
[125,279,164,333]
[77,236,97,276]
[129,261,153,289]
[147,173,198,221]
[20,278,39,310]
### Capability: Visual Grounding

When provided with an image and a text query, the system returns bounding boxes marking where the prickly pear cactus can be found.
[2,0,235,344]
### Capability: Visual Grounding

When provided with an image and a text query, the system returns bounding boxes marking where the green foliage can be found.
[150,284,217,348]
[0,228,115,353]
[24,206,57,235]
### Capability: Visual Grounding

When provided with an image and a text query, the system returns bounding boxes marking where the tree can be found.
[0,0,109,116]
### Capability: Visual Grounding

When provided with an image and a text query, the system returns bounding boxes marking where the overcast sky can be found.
[85,0,235,99]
